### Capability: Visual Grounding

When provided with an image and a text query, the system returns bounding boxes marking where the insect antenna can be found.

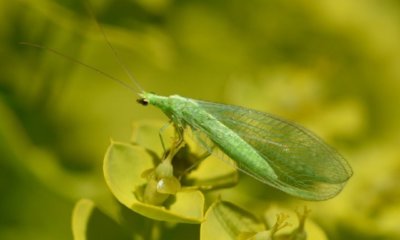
[84,1,144,94]
[19,42,137,93]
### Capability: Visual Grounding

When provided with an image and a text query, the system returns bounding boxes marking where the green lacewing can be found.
[24,4,352,201]
[136,92,352,200]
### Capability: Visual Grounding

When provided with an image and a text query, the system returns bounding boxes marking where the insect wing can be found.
[194,100,353,200]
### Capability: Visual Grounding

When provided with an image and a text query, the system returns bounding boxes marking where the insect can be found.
[136,91,353,200]
[24,4,352,201]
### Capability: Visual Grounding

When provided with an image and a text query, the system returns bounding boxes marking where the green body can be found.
[144,92,278,180]
[140,92,353,200]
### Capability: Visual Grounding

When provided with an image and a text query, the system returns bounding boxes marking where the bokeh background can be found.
[1,0,400,239]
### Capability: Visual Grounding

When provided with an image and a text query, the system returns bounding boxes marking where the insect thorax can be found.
[144,93,192,121]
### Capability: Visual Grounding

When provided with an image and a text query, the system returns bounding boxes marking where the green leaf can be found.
[104,141,204,223]
[187,154,238,191]
[72,198,130,240]
[200,199,264,240]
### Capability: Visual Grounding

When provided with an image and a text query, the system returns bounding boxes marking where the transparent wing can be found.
[192,99,353,200]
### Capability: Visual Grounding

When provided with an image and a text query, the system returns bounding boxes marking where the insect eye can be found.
[137,98,149,106]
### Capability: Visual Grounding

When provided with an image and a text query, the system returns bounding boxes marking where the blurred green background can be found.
[1,0,400,239]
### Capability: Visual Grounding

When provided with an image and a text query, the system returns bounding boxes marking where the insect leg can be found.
[158,121,172,154]
[173,123,185,146]
[178,129,214,176]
